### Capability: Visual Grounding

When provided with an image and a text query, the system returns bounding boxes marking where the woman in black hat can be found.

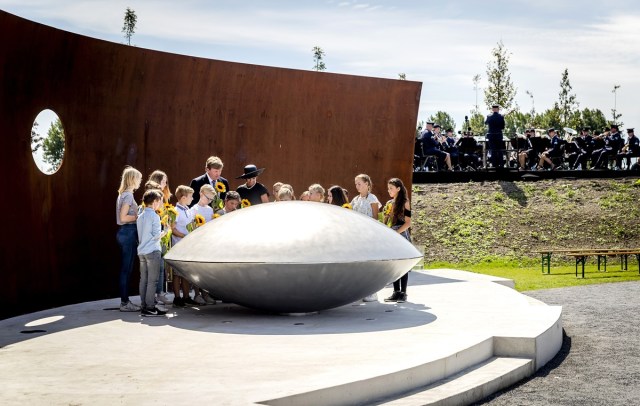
[236,164,270,206]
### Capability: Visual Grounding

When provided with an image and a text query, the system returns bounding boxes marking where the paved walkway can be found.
[476,281,640,405]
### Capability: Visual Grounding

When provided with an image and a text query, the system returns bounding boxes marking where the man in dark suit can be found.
[485,104,506,168]
[189,156,230,208]
[616,128,640,169]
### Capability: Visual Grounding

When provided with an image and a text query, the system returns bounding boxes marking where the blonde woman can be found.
[116,166,143,312]
[308,184,325,202]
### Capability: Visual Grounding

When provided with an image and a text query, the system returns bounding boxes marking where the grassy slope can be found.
[410,177,640,290]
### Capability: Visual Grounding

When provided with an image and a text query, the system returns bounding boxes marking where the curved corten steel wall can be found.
[0,10,421,319]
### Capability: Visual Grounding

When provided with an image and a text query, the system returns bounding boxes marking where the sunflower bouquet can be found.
[186,214,207,232]
[210,181,226,211]
[379,200,393,226]
[342,203,352,209]
[241,199,251,209]
[157,203,178,253]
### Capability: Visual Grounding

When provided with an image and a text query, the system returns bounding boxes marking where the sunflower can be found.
[342,203,352,209]
[384,203,392,216]
[160,215,169,226]
[195,214,206,227]
[155,209,163,216]
[168,206,178,217]
[215,181,226,193]
[213,213,221,219]
[164,202,172,210]
[241,199,251,208]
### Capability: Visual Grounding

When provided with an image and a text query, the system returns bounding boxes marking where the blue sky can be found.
[3,0,639,131]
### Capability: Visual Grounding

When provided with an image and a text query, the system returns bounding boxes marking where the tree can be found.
[42,117,65,172]
[122,7,137,46]
[472,74,481,114]
[312,46,326,71]
[557,68,579,128]
[468,113,486,135]
[535,107,562,132]
[580,108,609,132]
[427,111,456,133]
[31,120,42,153]
[611,84,622,125]
[484,41,517,112]
[398,73,406,80]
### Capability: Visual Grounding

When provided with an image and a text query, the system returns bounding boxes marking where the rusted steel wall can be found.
[0,10,421,319]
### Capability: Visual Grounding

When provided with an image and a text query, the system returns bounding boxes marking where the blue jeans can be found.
[155,259,165,294]
[139,251,162,310]
[116,224,138,304]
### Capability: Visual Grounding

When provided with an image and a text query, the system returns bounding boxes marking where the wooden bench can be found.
[535,248,640,278]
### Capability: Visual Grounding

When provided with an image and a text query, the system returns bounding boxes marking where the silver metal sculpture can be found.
[164,201,421,313]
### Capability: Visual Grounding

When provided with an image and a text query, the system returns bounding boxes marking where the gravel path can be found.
[475,281,640,405]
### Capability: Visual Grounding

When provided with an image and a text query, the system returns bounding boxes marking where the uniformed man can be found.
[592,124,624,169]
[484,104,506,168]
[422,123,453,171]
[538,128,562,170]
[569,128,590,170]
[616,128,640,169]
[456,130,481,170]
[517,129,535,170]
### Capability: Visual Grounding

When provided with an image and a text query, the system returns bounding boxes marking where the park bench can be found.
[534,248,640,278]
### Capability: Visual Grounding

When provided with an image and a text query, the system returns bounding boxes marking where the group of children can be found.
[115,157,413,317]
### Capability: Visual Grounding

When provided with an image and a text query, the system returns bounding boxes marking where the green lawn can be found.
[425,257,640,291]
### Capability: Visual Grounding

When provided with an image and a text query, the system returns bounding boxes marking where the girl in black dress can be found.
[383,178,412,303]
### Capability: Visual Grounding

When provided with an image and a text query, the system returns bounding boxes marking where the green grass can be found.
[425,258,640,292]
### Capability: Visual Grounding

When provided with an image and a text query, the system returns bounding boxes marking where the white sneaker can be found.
[120,301,141,312]
[194,294,207,305]
[155,303,168,312]
[363,293,378,302]
[202,292,217,305]
[155,292,172,304]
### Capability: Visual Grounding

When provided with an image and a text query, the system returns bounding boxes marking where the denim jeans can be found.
[116,224,138,304]
[155,259,166,294]
[139,251,162,310]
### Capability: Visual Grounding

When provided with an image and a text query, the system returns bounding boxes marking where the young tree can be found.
[484,41,517,112]
[42,117,65,172]
[312,46,326,71]
[580,108,609,132]
[31,121,42,153]
[122,7,137,46]
[468,113,486,135]
[557,68,579,128]
[427,111,456,133]
[611,84,622,125]
[472,74,481,114]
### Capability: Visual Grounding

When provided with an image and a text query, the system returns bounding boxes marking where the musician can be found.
[616,128,640,169]
[444,128,460,169]
[569,128,591,170]
[422,123,453,171]
[456,130,481,170]
[592,124,624,169]
[538,128,562,170]
[517,129,535,170]
[485,104,505,168]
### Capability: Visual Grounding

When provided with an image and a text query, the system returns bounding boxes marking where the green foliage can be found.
[468,112,485,135]
[42,118,65,172]
[580,108,609,132]
[30,121,42,152]
[312,46,326,71]
[427,111,456,132]
[557,68,579,128]
[122,7,137,46]
[484,40,517,112]
[398,73,406,80]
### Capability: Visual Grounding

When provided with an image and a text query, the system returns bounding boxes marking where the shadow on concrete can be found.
[0,294,437,347]
[408,271,466,286]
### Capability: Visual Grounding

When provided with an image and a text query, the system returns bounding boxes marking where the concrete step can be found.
[376,356,534,406]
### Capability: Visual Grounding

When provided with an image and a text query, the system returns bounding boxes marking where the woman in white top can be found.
[350,174,381,302]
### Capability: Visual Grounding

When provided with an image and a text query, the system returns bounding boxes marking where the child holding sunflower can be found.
[137,189,169,317]
[383,178,412,303]
[327,185,348,206]
[170,185,199,307]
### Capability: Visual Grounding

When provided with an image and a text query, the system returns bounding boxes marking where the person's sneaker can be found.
[194,294,206,305]
[384,291,401,302]
[363,293,378,302]
[173,296,185,308]
[397,293,408,303]
[183,297,198,307]
[202,292,217,305]
[120,301,141,312]
[155,303,168,312]
[155,292,172,304]
[142,307,167,317]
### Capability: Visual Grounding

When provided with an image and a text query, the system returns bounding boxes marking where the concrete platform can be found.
[0,269,562,406]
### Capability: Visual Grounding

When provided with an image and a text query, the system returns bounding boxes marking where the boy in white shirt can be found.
[170,185,198,307]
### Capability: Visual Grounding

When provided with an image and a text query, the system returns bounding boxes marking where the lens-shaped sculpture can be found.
[164,201,421,313]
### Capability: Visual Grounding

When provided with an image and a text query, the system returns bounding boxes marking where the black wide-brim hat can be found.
[236,164,265,179]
